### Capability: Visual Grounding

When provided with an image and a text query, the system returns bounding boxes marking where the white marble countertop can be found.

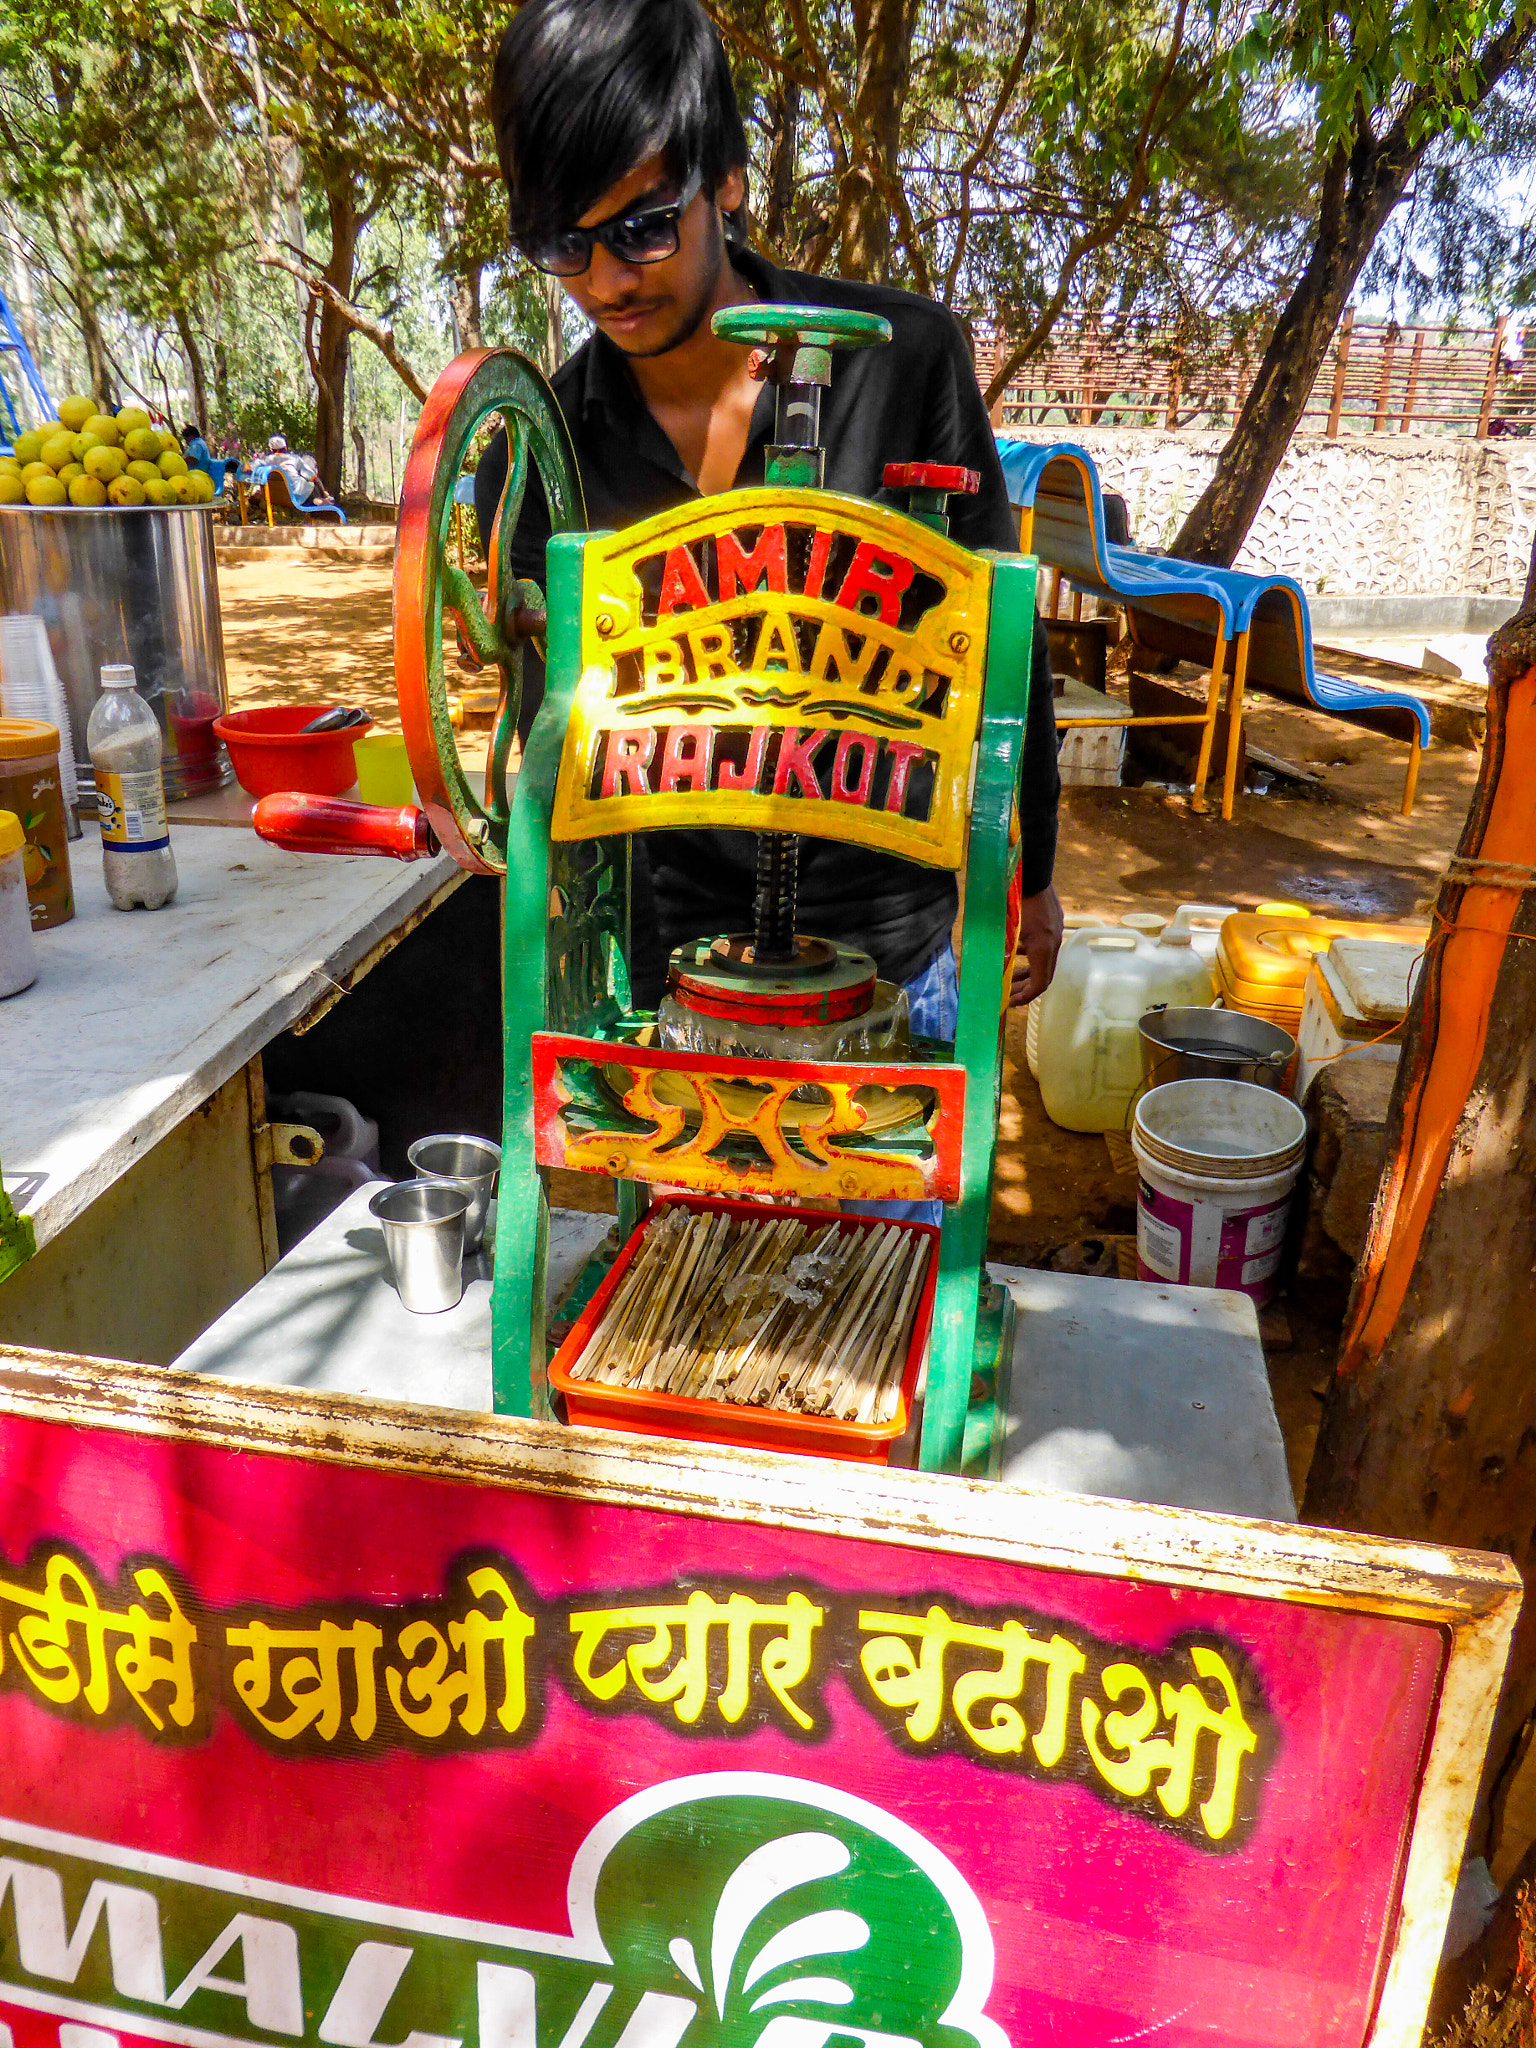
[172,1186,614,1412]
[0,819,459,1250]
[171,1195,1291,1524]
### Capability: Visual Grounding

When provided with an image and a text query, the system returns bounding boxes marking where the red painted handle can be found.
[883,462,981,494]
[252,794,440,861]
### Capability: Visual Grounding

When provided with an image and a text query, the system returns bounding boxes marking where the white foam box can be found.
[1294,937,1422,1100]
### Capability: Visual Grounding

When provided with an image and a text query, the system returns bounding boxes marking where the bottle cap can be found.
[0,810,22,860]
[100,664,137,690]
[0,717,59,760]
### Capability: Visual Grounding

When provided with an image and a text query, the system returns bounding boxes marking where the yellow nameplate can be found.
[550,488,993,866]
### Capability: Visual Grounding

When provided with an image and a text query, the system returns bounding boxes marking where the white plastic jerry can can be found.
[1024,912,1113,1077]
[1036,925,1216,1132]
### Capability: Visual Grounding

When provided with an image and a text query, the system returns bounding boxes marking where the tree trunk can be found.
[836,0,916,282]
[761,70,801,258]
[172,305,210,432]
[1486,532,1536,691]
[1304,646,1536,1825]
[541,275,566,377]
[446,261,484,353]
[59,189,112,406]
[279,142,310,353]
[347,356,367,500]
[307,157,360,497]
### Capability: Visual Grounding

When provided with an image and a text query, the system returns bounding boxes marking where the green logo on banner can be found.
[0,1774,1007,2048]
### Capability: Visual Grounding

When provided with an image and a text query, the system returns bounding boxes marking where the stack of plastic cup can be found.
[0,615,81,839]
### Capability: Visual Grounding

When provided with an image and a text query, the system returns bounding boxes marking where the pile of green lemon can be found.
[0,394,218,509]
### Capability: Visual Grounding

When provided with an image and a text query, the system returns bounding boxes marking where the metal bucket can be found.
[0,506,231,801]
[1138,1004,1295,1093]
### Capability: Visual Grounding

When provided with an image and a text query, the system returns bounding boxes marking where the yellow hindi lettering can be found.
[0,1553,197,1731]
[386,1567,536,1739]
[859,1605,1085,1763]
[227,1618,384,1744]
[568,1589,823,1730]
[114,1566,199,1732]
[1158,1646,1259,1840]
[1081,1646,1258,1841]
[7,1555,116,1714]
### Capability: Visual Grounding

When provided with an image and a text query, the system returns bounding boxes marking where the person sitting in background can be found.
[181,421,213,468]
[263,433,322,505]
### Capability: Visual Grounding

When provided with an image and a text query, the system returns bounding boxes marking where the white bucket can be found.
[1131,1079,1307,1304]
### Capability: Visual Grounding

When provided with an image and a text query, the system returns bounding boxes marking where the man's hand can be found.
[1010,884,1064,1008]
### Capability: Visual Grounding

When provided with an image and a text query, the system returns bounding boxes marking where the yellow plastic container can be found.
[352,733,415,808]
[1215,911,1428,1036]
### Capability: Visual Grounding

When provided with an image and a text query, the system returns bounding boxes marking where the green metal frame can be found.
[491,532,1038,1465]
[481,321,1039,1470]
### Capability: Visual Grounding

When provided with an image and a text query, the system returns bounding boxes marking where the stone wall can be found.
[999,427,1536,596]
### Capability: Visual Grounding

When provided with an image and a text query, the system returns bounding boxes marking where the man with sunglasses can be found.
[478,0,1062,1029]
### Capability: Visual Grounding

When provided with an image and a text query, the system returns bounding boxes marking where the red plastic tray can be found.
[548,1194,937,1462]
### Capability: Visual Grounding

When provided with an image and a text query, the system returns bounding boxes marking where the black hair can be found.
[491,0,749,248]
[181,422,203,441]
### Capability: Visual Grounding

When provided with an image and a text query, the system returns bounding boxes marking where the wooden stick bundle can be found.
[571,1207,930,1424]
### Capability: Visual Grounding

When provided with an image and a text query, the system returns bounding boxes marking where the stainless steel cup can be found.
[369,1180,470,1313]
[406,1134,501,1254]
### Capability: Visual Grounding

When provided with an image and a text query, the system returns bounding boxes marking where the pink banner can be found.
[0,1411,1442,2048]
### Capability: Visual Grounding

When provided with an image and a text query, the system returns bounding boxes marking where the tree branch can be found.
[278,0,496,180]
[943,7,1036,304]
[982,0,1190,407]
[704,4,818,96]
[256,246,428,400]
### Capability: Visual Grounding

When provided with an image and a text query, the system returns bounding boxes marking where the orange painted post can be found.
[1219,632,1252,822]
[1327,309,1355,437]
[1399,331,1425,432]
[1373,328,1398,433]
[1188,625,1228,815]
[1478,315,1509,438]
[1337,660,1536,1372]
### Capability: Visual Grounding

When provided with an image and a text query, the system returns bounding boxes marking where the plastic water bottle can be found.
[86,665,178,910]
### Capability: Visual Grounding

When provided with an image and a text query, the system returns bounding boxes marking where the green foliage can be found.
[0,0,1528,500]
[226,377,317,458]
[716,0,1315,378]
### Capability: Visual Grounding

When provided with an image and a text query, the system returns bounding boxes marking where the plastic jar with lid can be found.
[0,808,37,996]
[1036,924,1216,1131]
[0,718,74,929]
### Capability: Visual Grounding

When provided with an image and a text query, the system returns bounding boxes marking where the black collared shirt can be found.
[476,245,1057,1002]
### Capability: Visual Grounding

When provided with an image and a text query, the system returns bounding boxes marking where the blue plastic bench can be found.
[249,459,348,525]
[996,439,1431,817]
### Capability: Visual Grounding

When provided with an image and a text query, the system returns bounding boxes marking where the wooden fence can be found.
[977,312,1534,439]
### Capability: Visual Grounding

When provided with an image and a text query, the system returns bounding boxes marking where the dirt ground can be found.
[218,550,1488,1504]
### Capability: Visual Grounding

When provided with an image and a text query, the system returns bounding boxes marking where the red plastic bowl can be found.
[213,706,373,799]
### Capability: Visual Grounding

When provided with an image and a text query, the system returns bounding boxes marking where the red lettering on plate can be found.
[772,727,831,800]
[716,725,770,792]
[659,724,715,793]
[657,545,711,617]
[835,541,916,625]
[804,528,836,601]
[601,726,657,797]
[718,526,788,601]
[883,739,927,813]
[831,731,876,806]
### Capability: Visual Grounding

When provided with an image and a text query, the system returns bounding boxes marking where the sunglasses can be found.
[522,168,704,278]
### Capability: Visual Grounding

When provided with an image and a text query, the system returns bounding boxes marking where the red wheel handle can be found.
[253,794,439,861]
[883,462,981,494]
